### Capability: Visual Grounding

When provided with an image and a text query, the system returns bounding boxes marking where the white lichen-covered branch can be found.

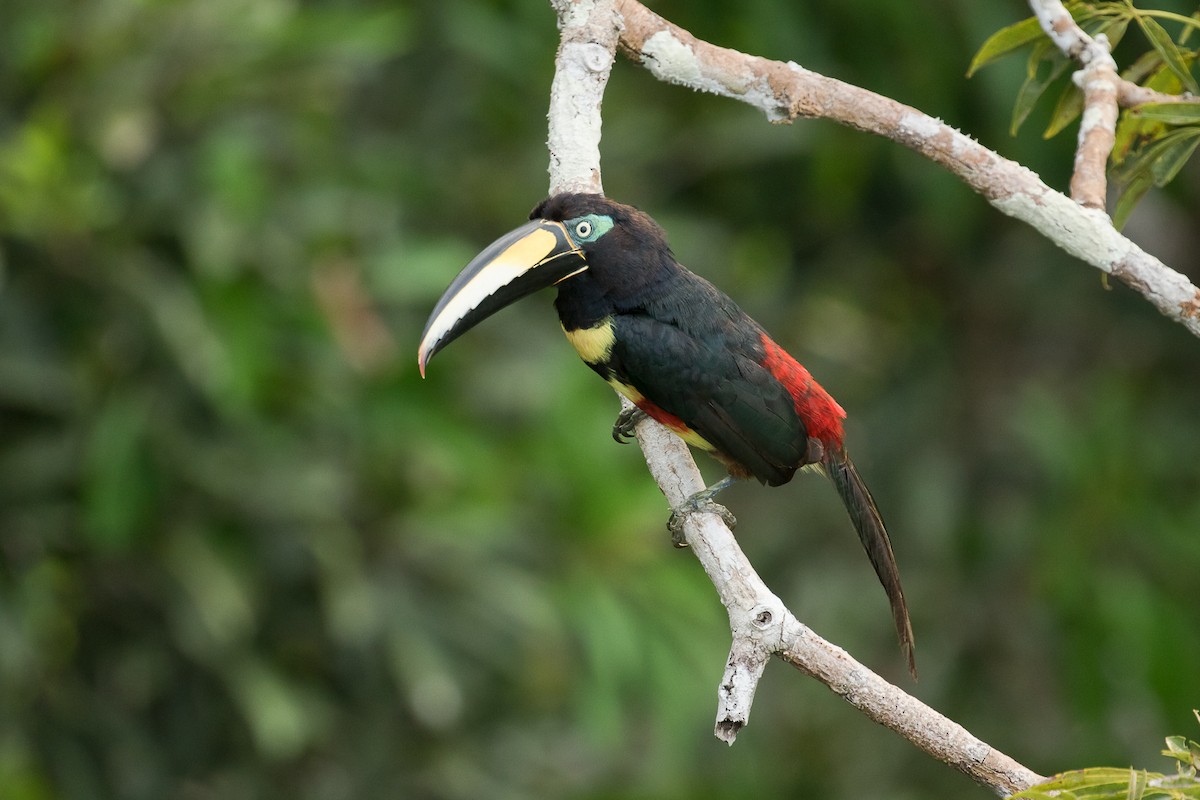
[1028,0,1107,60]
[1026,0,1122,209]
[546,0,1050,796]
[547,0,620,196]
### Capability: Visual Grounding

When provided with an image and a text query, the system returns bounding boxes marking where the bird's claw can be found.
[666,496,737,547]
[612,406,648,443]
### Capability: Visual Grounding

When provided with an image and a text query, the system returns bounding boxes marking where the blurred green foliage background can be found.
[1,0,1198,798]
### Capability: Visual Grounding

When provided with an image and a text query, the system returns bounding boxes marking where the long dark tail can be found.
[824,449,917,679]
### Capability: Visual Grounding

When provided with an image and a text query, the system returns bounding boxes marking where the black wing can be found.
[608,311,809,486]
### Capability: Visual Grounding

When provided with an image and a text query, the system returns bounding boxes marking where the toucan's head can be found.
[417,193,666,376]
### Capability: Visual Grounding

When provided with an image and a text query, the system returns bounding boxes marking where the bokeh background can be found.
[2,0,1198,798]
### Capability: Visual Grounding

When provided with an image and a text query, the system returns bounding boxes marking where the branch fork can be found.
[1029,0,1121,209]
[1028,0,1197,211]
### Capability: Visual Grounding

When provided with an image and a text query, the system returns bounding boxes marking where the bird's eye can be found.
[574,220,593,239]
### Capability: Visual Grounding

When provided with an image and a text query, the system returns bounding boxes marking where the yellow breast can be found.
[561,318,615,365]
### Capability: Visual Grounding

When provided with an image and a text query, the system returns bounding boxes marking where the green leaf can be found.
[1015,767,1141,797]
[1012,42,1072,135]
[1128,768,1148,800]
[83,391,155,550]
[1113,60,1190,166]
[1056,767,1143,791]
[1141,56,1190,95]
[1018,764,1200,800]
[1182,12,1200,45]
[1123,49,1166,86]
[1147,129,1200,184]
[1113,167,1156,229]
[969,15,1047,76]
[968,1,1101,76]
[1135,14,1199,94]
[1045,81,1084,138]
[1114,127,1200,184]
[1113,129,1200,228]
[1129,102,1200,126]
[1166,727,1200,771]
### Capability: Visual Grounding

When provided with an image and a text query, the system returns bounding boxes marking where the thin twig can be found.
[1116,81,1191,107]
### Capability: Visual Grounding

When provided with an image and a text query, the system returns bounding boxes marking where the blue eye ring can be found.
[567,214,612,242]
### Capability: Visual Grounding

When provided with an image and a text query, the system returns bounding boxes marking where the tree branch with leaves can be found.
[972,0,1200,225]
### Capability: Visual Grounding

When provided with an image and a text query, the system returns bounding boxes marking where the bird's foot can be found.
[667,492,737,548]
[612,406,648,443]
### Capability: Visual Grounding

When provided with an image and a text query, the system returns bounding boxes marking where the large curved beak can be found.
[417,219,587,376]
